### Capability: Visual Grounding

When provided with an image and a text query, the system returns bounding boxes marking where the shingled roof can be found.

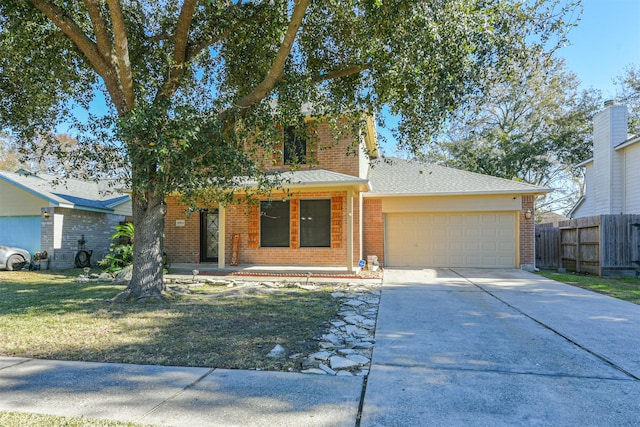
[366,157,549,196]
[0,170,130,214]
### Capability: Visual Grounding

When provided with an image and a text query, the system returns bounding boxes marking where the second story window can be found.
[284,125,307,165]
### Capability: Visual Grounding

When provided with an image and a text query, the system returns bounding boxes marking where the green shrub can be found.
[99,222,134,274]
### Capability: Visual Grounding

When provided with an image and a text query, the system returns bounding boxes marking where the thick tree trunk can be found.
[114,190,166,302]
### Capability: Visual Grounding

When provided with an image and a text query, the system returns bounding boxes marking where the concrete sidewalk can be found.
[360,268,640,426]
[0,357,363,426]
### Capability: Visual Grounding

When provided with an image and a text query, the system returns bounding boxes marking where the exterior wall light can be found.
[524,209,533,220]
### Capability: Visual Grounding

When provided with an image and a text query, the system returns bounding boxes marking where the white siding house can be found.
[620,137,640,213]
[570,102,640,218]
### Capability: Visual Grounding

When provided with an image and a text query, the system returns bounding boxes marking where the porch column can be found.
[347,190,354,273]
[218,205,226,269]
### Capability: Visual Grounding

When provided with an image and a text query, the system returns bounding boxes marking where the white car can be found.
[0,244,31,271]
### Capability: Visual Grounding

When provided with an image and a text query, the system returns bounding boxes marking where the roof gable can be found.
[366,157,549,196]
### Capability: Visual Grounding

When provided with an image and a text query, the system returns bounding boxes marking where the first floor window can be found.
[260,200,290,247]
[300,199,331,247]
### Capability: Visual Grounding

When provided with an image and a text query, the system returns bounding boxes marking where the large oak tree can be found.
[423,56,602,214]
[0,0,576,300]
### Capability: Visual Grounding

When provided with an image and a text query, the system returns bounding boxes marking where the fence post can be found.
[576,222,581,273]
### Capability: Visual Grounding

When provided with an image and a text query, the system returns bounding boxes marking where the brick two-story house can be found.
[164,117,548,272]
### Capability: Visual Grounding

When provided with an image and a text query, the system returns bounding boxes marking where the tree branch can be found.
[156,0,197,103]
[106,0,136,111]
[185,2,254,61]
[311,64,372,83]
[83,0,112,59]
[234,0,311,110]
[29,0,128,115]
[186,20,244,62]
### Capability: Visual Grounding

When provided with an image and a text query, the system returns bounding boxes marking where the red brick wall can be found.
[252,120,361,177]
[227,191,360,266]
[314,121,361,177]
[164,196,202,263]
[164,191,362,266]
[362,198,385,265]
[520,195,535,266]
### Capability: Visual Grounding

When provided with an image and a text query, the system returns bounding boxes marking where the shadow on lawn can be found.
[0,270,340,371]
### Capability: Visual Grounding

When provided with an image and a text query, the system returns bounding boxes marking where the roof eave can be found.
[615,134,640,151]
[364,188,551,198]
[73,206,115,214]
[104,195,132,209]
[575,158,593,167]
[283,180,371,192]
[567,195,585,218]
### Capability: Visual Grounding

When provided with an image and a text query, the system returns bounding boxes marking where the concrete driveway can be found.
[360,268,640,426]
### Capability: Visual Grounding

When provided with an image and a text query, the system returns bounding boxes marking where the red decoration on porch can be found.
[230,234,240,266]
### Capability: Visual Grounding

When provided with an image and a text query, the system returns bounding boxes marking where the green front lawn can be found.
[537,270,640,305]
[0,269,340,371]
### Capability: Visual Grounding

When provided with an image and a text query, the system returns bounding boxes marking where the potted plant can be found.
[32,250,49,270]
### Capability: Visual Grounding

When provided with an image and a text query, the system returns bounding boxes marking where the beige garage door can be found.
[385,212,517,268]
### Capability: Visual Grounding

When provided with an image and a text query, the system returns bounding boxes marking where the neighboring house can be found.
[569,101,640,218]
[0,170,132,269]
[164,117,548,271]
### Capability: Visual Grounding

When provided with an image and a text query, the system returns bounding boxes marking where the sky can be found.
[379,0,640,156]
[558,0,640,99]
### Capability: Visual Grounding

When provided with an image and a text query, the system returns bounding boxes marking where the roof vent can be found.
[604,99,617,107]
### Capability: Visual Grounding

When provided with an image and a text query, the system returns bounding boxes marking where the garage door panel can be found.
[386,212,516,268]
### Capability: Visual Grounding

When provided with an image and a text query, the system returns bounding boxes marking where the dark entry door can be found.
[200,210,219,262]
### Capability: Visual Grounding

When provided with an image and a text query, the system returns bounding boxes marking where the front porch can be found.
[167,263,382,280]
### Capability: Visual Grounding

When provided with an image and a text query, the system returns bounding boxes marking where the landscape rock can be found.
[309,351,332,361]
[346,354,370,365]
[301,368,326,375]
[319,363,337,376]
[344,299,364,307]
[330,356,359,370]
[267,344,286,358]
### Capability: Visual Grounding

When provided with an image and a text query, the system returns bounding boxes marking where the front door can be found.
[200,210,219,262]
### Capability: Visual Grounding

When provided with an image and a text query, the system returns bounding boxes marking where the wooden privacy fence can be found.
[535,214,640,277]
